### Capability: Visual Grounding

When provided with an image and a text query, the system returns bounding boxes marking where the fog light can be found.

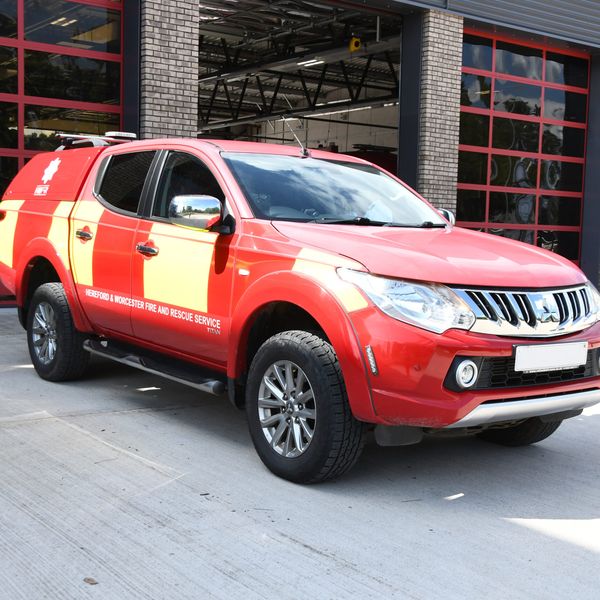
[455,359,478,389]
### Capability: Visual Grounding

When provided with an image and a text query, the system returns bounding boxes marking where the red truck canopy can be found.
[2,147,106,203]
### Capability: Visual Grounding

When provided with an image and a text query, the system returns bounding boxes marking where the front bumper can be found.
[444,388,600,428]
[349,306,600,428]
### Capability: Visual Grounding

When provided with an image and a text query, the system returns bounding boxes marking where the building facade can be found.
[1,0,600,289]
[0,0,122,185]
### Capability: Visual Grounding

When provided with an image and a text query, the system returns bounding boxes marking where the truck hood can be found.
[271,221,587,289]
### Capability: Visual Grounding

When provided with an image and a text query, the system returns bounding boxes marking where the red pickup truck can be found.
[1,134,599,482]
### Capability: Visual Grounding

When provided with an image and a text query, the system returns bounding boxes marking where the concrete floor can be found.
[0,307,599,599]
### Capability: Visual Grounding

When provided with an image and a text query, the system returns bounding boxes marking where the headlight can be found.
[338,269,475,334]
[586,281,600,319]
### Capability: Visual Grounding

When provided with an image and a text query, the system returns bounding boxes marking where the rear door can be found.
[131,150,237,367]
[71,150,157,335]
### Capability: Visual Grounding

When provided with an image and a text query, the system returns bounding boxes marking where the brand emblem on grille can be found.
[530,293,560,324]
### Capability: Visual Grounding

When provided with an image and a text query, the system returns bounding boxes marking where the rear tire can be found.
[27,282,89,381]
[477,417,562,446]
[245,331,366,483]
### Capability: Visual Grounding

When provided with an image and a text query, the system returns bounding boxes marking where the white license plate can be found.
[514,342,588,373]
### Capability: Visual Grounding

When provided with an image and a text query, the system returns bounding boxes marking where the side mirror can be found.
[438,208,456,225]
[168,195,222,230]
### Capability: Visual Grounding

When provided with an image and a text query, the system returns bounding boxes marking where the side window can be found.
[97,151,156,214]
[152,151,225,218]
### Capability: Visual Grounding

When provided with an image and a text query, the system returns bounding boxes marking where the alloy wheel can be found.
[31,301,58,365]
[258,360,317,458]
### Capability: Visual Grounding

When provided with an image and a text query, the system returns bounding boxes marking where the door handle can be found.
[75,228,93,241]
[136,243,159,257]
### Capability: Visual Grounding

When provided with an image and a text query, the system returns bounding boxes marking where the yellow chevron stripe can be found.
[47,202,73,272]
[0,200,25,269]
[70,200,105,286]
[143,222,217,312]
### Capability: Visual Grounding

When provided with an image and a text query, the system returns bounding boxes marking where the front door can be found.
[131,150,236,368]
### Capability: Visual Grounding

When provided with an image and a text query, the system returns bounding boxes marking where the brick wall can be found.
[416,10,464,210]
[139,0,199,139]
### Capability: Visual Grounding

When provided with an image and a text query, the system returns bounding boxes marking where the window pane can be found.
[494,80,541,116]
[459,112,489,147]
[24,0,121,54]
[462,35,492,71]
[0,101,17,148]
[489,192,535,224]
[492,117,539,152]
[98,152,156,214]
[0,0,17,38]
[537,230,579,260]
[25,50,120,104]
[542,125,585,157]
[24,105,119,150]
[456,189,486,222]
[496,41,542,80]
[153,152,225,218]
[491,155,537,188]
[488,228,535,244]
[458,151,487,184]
[546,53,588,89]
[539,196,581,226]
[541,160,583,191]
[0,155,17,197]
[460,74,491,108]
[544,88,587,123]
[0,46,17,93]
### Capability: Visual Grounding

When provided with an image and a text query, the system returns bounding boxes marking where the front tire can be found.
[27,282,89,381]
[477,417,562,446]
[246,331,366,483]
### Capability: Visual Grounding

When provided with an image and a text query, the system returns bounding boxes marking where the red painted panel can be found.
[2,148,106,202]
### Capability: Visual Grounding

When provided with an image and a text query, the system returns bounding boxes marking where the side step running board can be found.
[83,339,227,396]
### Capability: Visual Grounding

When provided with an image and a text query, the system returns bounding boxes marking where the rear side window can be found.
[97,151,156,213]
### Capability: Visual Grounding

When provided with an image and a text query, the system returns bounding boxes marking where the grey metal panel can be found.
[397,13,423,187]
[450,0,600,47]
[581,55,600,287]
[123,0,140,135]
[388,0,600,47]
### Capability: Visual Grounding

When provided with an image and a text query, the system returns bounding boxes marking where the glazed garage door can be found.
[456,31,589,263]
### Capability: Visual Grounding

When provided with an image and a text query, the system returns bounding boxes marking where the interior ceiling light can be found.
[198,3,230,12]
[301,105,373,118]
[50,17,66,25]
[297,59,324,67]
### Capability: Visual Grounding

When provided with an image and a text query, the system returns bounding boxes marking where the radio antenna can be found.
[282,116,310,157]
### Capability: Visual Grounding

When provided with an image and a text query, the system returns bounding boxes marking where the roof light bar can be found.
[55,132,137,151]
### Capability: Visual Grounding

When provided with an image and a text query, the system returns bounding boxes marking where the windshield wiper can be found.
[311,217,388,226]
[416,221,447,228]
[311,216,447,228]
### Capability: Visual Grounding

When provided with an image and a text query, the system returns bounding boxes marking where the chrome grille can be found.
[453,285,597,337]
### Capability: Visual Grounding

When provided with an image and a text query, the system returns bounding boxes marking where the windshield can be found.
[222,152,446,227]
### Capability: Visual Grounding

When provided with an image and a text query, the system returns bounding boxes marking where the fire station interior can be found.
[197,0,403,173]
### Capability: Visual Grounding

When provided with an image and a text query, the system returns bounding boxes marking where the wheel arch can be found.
[15,238,91,332]
[228,272,376,421]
